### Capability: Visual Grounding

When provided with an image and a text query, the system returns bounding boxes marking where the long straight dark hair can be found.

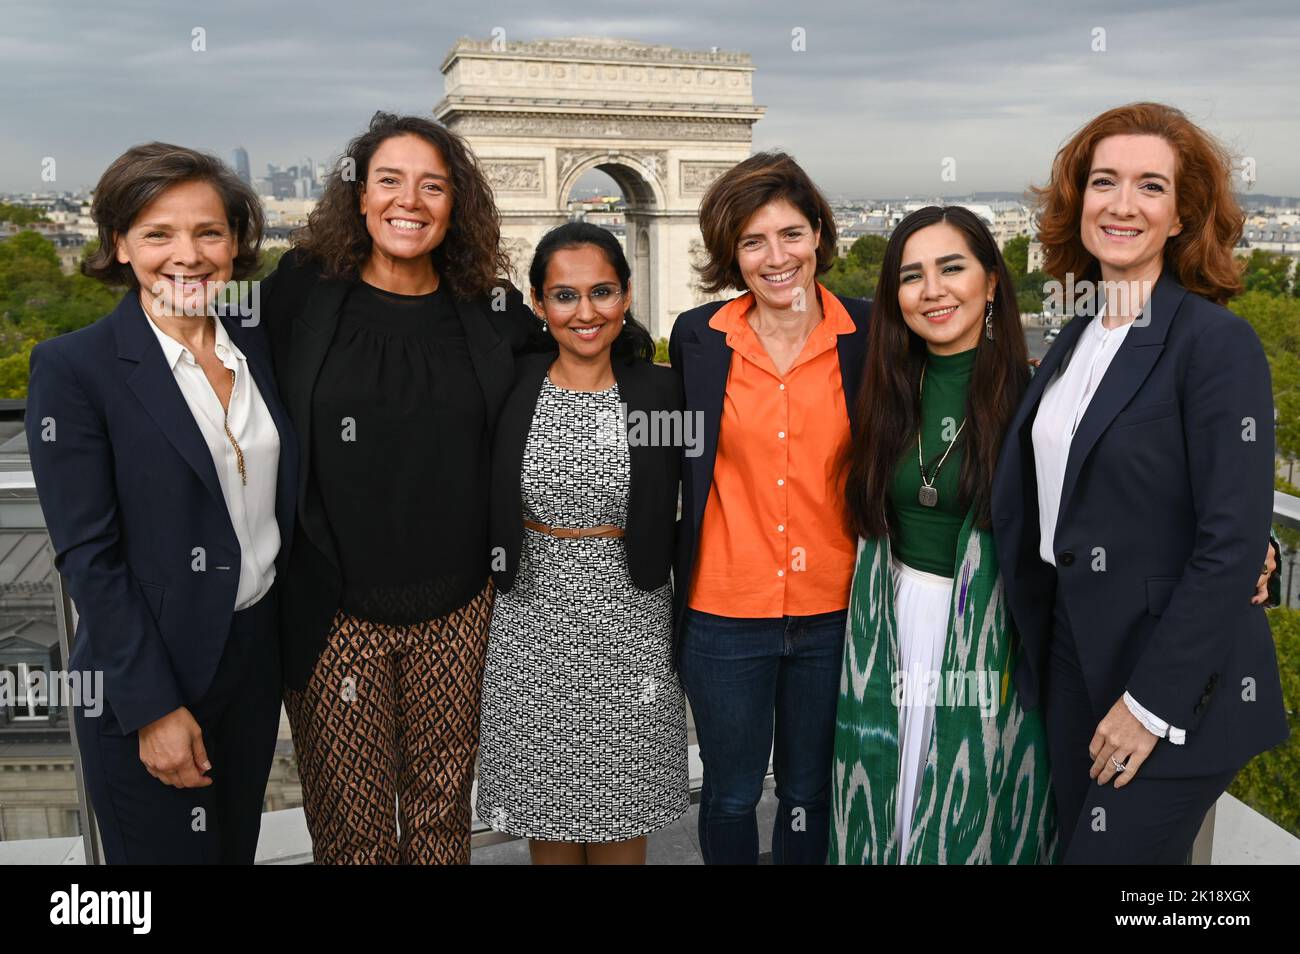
[843,206,1030,538]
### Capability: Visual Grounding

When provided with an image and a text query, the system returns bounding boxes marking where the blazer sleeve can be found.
[1123,316,1276,732]
[26,342,185,734]
[668,311,687,375]
[494,282,548,356]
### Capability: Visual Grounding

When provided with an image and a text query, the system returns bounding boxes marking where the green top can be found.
[889,346,976,576]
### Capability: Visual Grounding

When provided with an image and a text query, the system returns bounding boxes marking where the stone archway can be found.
[434,36,765,339]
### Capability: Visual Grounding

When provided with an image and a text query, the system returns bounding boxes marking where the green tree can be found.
[1002,234,1030,281]
[0,203,51,226]
[1241,249,1293,296]
[846,234,887,272]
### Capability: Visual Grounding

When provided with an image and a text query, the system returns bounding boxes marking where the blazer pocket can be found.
[137,580,165,624]
[1112,399,1177,429]
[1146,577,1179,617]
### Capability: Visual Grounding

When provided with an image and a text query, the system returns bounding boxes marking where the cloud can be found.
[1,0,1296,195]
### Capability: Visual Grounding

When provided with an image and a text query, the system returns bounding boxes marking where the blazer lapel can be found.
[1058,272,1183,514]
[613,359,650,495]
[114,293,225,510]
[279,276,350,567]
[453,295,510,429]
[682,318,731,530]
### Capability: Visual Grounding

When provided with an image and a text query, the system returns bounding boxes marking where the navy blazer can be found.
[667,290,872,648]
[991,271,1288,777]
[489,351,684,594]
[26,291,298,734]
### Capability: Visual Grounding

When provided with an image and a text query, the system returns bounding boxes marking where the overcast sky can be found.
[2,0,1296,198]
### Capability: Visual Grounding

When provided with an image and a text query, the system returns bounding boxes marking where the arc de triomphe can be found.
[434,37,765,339]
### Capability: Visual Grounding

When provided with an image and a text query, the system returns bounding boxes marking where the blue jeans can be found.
[678,607,847,864]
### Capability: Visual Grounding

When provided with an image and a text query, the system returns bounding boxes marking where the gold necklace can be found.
[222,367,247,485]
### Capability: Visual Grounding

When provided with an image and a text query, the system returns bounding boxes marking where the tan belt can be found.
[524,518,625,539]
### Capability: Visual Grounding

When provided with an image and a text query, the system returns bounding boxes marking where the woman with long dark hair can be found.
[263,112,538,864]
[832,206,1057,864]
[476,222,689,864]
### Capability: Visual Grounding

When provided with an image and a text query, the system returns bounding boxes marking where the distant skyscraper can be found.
[232,147,251,184]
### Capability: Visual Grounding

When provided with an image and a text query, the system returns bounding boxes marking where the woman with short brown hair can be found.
[28,142,296,863]
[669,150,869,864]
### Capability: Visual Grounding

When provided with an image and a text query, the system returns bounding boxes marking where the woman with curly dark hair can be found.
[263,111,538,864]
[992,102,1288,863]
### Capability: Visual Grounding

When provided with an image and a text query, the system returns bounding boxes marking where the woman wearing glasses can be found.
[476,222,689,864]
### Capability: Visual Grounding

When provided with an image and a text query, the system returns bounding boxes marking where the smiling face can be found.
[735,199,821,313]
[897,221,996,355]
[533,244,628,361]
[359,133,453,268]
[114,178,236,319]
[1080,133,1183,286]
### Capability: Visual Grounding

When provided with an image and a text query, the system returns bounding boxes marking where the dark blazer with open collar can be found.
[489,350,684,596]
[666,289,872,652]
[25,291,298,734]
[991,269,1288,777]
[262,247,538,690]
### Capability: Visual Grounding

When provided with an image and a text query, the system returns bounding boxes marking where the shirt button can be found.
[778,431,786,439]
[779,383,786,391]
[777,478,785,487]
[777,569,785,577]
[777,524,785,532]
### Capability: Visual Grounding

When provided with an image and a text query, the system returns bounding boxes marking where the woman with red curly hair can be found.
[992,102,1288,863]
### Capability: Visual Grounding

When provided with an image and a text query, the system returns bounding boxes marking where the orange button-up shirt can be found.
[689,285,858,618]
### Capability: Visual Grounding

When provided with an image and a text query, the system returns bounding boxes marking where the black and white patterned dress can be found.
[476,376,689,842]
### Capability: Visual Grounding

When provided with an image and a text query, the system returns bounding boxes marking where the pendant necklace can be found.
[916,364,965,508]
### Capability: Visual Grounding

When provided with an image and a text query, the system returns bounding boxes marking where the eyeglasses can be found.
[542,285,625,314]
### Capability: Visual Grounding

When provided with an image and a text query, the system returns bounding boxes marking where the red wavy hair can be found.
[1031,102,1245,303]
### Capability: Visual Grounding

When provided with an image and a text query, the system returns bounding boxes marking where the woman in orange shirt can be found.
[668,151,869,864]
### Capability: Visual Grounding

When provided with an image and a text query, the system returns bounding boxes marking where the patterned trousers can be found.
[284,582,493,864]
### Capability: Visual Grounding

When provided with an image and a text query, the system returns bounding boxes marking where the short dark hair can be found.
[528,221,655,364]
[82,142,264,288]
[296,111,510,299]
[695,150,838,295]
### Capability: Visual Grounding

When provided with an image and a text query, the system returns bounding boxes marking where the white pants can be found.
[891,557,953,863]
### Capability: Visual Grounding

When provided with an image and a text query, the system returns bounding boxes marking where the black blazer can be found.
[26,292,298,733]
[262,248,538,689]
[666,290,872,648]
[490,351,684,593]
[991,271,1289,777]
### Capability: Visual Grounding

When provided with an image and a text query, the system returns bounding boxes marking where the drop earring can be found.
[984,300,995,341]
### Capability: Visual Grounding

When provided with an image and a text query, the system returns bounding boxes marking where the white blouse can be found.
[146,314,281,611]
[1031,302,1184,744]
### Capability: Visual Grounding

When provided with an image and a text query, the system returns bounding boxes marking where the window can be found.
[2,663,49,720]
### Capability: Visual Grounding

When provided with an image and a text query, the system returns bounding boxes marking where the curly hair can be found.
[295,112,510,298]
[82,142,263,288]
[1030,102,1245,303]
[695,150,838,295]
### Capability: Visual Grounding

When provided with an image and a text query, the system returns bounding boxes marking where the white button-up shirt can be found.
[145,314,280,611]
[1031,302,1184,744]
